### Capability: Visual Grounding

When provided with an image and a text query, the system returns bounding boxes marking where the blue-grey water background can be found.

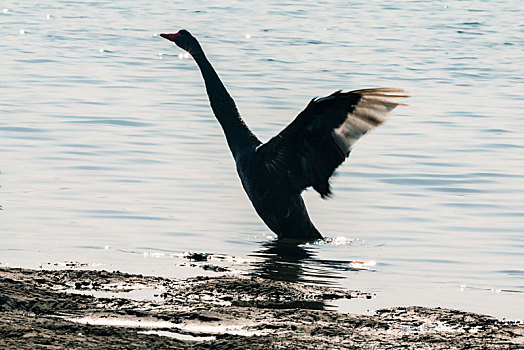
[1,1,523,319]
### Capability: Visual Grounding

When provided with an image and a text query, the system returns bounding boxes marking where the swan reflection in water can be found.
[249,239,364,287]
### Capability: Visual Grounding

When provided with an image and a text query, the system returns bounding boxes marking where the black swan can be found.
[160,30,408,241]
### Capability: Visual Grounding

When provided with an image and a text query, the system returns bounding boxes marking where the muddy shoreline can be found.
[0,267,522,349]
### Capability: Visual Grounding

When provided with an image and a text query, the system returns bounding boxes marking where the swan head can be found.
[160,29,202,56]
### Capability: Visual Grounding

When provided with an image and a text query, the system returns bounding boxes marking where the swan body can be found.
[160,30,408,241]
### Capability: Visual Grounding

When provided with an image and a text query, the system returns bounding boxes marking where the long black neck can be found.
[191,50,260,158]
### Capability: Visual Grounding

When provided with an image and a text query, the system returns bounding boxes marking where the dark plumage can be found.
[160,30,408,241]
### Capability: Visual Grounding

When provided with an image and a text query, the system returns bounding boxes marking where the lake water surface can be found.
[1,0,523,319]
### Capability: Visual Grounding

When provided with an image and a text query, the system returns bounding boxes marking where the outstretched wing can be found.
[256,88,408,197]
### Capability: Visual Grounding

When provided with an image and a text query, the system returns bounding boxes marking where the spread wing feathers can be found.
[257,88,408,198]
[331,88,408,157]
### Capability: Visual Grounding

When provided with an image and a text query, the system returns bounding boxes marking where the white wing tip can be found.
[331,88,408,155]
[351,87,410,98]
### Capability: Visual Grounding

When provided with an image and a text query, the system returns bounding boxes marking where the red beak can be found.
[160,32,181,41]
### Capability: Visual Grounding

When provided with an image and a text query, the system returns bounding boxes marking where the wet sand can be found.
[0,266,522,349]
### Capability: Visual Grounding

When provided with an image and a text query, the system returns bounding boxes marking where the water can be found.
[1,0,523,319]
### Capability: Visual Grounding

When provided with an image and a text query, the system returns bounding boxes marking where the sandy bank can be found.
[0,267,522,349]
